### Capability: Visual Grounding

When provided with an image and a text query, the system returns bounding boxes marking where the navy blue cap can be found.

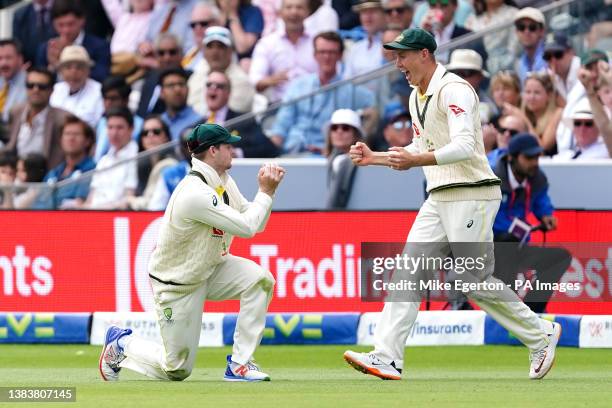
[544,32,571,53]
[508,133,543,157]
[383,101,410,125]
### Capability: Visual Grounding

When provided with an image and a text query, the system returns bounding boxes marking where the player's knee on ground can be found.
[163,348,193,381]
[164,368,192,381]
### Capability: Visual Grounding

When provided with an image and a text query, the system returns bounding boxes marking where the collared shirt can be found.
[344,32,383,79]
[94,115,144,162]
[208,106,229,125]
[50,78,104,127]
[34,155,97,209]
[0,69,27,122]
[74,30,85,46]
[434,23,456,64]
[16,106,49,156]
[507,162,527,190]
[161,105,202,142]
[89,140,138,208]
[553,137,610,160]
[249,30,317,102]
[517,40,547,84]
[271,72,374,154]
[551,55,581,100]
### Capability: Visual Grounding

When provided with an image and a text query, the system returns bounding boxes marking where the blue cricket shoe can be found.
[223,354,270,382]
[99,326,132,381]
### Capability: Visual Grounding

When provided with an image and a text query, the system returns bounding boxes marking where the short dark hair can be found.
[313,31,344,55]
[0,38,22,55]
[102,76,131,100]
[105,106,134,128]
[0,152,17,169]
[20,153,48,183]
[61,114,95,143]
[51,0,85,20]
[26,67,55,86]
[159,67,190,86]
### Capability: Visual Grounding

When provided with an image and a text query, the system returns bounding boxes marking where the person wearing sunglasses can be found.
[377,101,412,151]
[187,26,255,118]
[182,3,221,70]
[204,71,277,158]
[2,67,68,170]
[487,114,528,167]
[136,33,185,118]
[382,0,414,29]
[344,0,387,79]
[513,7,547,85]
[325,109,365,208]
[543,32,580,101]
[554,98,610,160]
[127,115,178,210]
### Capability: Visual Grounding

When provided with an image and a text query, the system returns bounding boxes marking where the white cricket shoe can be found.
[223,355,271,382]
[343,350,402,380]
[99,326,132,381]
[529,322,562,380]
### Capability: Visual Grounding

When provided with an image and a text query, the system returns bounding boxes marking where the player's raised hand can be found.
[388,146,417,170]
[349,142,373,166]
[258,163,285,196]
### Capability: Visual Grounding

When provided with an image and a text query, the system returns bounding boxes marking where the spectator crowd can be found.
[0,0,610,210]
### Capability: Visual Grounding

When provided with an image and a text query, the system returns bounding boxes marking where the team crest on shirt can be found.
[449,104,466,116]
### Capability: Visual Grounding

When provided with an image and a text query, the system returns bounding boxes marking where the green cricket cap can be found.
[186,123,241,154]
[580,49,608,66]
[383,28,437,53]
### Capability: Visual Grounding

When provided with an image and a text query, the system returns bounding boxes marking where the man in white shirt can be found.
[556,49,608,154]
[344,0,386,78]
[49,45,104,127]
[544,32,580,100]
[99,123,285,383]
[343,28,561,381]
[249,0,317,103]
[85,107,138,209]
[554,98,610,160]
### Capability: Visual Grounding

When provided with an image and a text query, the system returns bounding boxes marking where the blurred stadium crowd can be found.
[0,0,610,210]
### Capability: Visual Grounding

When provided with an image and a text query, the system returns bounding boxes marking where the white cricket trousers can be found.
[119,254,275,381]
[373,198,555,369]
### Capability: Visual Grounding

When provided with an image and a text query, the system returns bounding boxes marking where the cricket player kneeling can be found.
[99,123,285,382]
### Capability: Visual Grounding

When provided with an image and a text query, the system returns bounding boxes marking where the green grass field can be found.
[0,345,611,407]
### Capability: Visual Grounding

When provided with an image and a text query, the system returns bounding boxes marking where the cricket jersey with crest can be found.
[408,63,501,201]
[148,157,272,285]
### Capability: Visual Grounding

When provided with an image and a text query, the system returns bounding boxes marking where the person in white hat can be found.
[513,7,547,84]
[325,109,364,208]
[553,98,610,160]
[446,49,496,123]
[49,45,104,128]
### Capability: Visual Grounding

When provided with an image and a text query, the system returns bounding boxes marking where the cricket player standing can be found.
[343,28,561,380]
[99,124,285,382]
